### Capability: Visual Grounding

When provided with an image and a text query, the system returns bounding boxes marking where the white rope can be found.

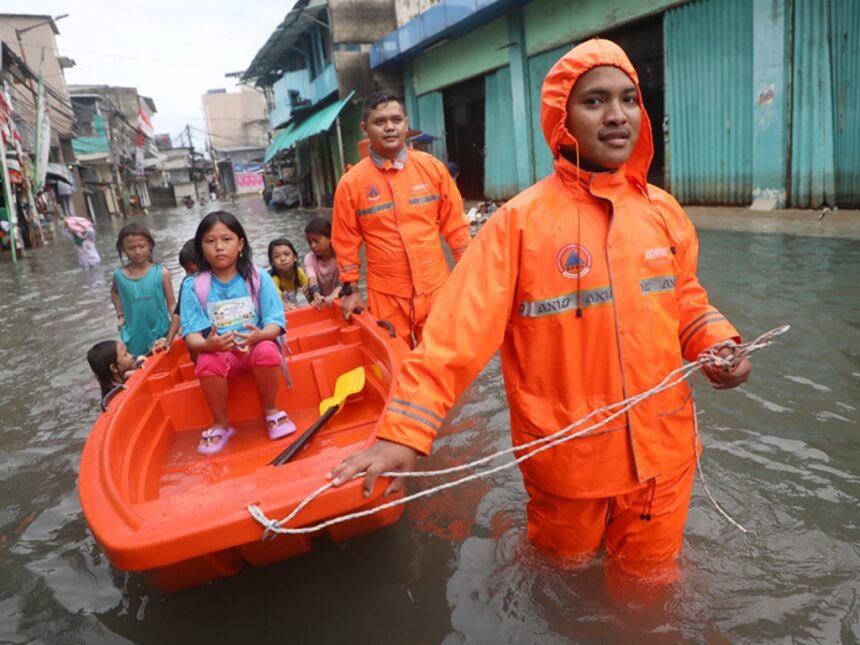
[248,325,790,540]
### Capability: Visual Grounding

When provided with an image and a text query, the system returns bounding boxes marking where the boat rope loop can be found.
[248,325,790,541]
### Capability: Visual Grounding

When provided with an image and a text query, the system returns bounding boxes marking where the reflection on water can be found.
[1,201,858,643]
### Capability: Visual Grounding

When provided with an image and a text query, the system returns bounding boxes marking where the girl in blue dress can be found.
[110,223,175,356]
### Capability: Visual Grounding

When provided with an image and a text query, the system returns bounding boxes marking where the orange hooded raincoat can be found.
[332,147,471,345]
[375,40,741,558]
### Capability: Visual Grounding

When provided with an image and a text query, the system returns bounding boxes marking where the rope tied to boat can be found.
[248,325,790,540]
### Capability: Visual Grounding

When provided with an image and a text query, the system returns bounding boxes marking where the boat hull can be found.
[79,307,409,591]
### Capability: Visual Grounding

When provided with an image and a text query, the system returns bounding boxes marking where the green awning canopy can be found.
[264,91,354,163]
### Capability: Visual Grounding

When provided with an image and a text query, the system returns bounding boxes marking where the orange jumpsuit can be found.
[376,40,741,571]
[332,147,470,347]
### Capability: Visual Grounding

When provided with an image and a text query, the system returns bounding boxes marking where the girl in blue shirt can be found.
[180,211,297,455]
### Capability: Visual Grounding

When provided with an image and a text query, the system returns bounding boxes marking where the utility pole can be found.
[186,124,197,201]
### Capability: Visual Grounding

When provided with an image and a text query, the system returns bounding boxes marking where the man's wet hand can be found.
[327,439,418,498]
[339,292,366,321]
[703,347,752,390]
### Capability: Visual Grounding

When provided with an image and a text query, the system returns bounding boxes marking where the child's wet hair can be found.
[115,222,155,263]
[178,238,199,270]
[268,237,298,262]
[194,210,256,294]
[304,217,332,238]
[87,340,119,397]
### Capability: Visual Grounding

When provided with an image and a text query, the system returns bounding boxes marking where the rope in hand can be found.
[248,325,790,540]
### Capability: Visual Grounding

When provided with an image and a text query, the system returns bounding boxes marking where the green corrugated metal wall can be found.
[791,0,836,207]
[528,45,568,180]
[830,0,860,207]
[338,102,363,168]
[791,0,860,208]
[416,91,447,162]
[484,66,518,199]
[665,0,753,204]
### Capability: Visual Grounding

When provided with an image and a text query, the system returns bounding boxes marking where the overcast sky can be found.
[2,0,295,151]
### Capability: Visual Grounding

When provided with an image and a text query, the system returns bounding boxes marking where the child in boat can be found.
[111,223,175,356]
[304,217,341,310]
[165,239,201,348]
[87,340,143,398]
[268,238,308,311]
[180,210,297,455]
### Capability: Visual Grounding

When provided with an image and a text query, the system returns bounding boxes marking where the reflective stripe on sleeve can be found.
[388,405,442,431]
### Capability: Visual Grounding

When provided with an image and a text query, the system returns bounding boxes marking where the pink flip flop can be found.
[197,426,236,455]
[266,411,297,440]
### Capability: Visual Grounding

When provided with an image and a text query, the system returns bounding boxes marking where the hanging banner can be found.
[136,104,154,176]
[32,50,51,194]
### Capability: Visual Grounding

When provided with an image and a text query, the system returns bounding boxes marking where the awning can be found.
[264,91,354,163]
[46,162,74,185]
[242,0,328,85]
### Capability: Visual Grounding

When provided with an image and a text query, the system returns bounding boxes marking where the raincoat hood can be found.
[540,38,653,188]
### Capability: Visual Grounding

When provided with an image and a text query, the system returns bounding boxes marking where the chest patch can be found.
[367,185,381,201]
[644,246,672,265]
[556,243,592,279]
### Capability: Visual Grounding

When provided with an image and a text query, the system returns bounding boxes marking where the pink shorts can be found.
[195,340,281,379]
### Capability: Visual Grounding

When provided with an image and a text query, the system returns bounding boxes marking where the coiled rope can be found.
[248,325,790,540]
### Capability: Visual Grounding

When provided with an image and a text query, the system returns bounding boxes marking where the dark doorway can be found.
[444,78,486,200]
[218,161,237,195]
[598,15,665,187]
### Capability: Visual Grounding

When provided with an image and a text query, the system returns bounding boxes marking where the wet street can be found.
[1,199,858,643]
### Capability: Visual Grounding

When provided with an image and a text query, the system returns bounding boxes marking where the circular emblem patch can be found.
[556,243,592,279]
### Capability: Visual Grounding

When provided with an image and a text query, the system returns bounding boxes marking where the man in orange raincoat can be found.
[331,40,752,578]
[333,92,471,348]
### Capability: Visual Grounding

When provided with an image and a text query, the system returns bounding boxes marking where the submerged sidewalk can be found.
[683,206,859,240]
[462,200,859,240]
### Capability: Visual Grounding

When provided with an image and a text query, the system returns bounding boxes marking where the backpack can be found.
[192,267,292,388]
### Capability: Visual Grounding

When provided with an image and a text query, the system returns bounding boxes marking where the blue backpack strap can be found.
[245,266,261,316]
[193,271,212,312]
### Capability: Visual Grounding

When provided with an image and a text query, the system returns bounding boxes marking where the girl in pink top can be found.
[304,217,342,309]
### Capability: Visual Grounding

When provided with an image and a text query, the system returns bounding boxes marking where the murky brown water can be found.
[1,200,858,643]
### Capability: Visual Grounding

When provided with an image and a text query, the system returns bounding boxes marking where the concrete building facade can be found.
[70,85,158,218]
[243,0,400,207]
[202,87,268,195]
[0,13,83,255]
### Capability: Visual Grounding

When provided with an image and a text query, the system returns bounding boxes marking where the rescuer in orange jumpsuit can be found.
[330,40,752,578]
[333,91,471,348]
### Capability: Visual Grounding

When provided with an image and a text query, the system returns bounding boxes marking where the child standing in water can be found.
[304,217,341,310]
[63,215,101,269]
[268,238,308,311]
[87,340,143,398]
[180,211,297,455]
[111,223,175,357]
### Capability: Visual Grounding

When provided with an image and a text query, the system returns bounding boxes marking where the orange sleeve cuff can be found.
[376,417,435,456]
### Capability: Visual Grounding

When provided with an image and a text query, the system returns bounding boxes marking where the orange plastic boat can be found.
[79,307,409,591]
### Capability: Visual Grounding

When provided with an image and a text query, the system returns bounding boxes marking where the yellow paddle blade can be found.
[319,366,366,415]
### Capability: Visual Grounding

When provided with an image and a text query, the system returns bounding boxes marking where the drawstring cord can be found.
[640,478,657,521]
[575,141,584,318]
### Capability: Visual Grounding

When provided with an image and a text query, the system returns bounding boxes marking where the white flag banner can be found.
[32,51,51,194]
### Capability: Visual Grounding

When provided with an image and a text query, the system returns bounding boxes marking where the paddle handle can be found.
[271,405,338,466]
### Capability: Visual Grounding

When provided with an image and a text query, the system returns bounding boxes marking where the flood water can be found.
[1,200,858,643]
